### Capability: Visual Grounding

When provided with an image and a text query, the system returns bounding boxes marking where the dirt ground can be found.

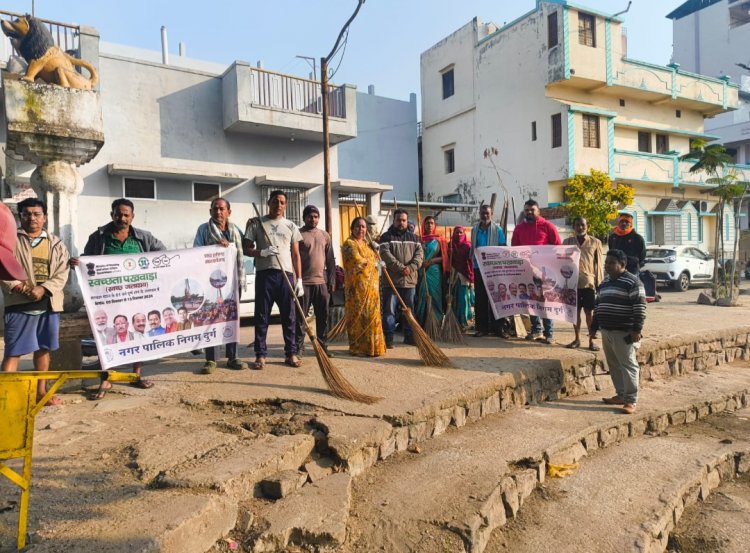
[0,282,749,552]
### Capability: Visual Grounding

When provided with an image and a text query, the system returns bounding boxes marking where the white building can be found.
[0,14,403,254]
[421,0,744,255]
[668,0,750,229]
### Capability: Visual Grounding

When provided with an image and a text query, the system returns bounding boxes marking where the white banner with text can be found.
[475,245,580,323]
[75,245,239,369]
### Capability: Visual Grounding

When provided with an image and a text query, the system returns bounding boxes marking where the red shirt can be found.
[511,216,561,246]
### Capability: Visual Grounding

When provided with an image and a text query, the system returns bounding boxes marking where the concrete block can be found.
[432,411,452,437]
[394,427,409,451]
[514,469,537,506]
[537,458,546,485]
[706,468,721,492]
[467,400,482,422]
[599,427,619,447]
[481,392,500,416]
[452,405,467,428]
[737,452,750,474]
[253,473,351,552]
[583,431,599,452]
[647,414,669,434]
[260,470,307,500]
[157,435,314,499]
[683,483,701,508]
[305,457,335,482]
[630,418,648,437]
[408,422,429,445]
[710,399,727,414]
[547,441,587,466]
[669,410,687,425]
[343,447,378,477]
[379,434,396,460]
[500,477,519,518]
[685,408,698,423]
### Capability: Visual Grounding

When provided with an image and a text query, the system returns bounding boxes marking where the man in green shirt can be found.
[73,198,166,398]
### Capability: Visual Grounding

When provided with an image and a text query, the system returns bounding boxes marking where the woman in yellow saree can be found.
[342,217,386,357]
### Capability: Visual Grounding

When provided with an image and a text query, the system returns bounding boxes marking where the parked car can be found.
[641,245,714,291]
[239,256,280,318]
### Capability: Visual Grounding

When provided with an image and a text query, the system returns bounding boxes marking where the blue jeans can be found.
[382,286,415,341]
[254,269,297,356]
[530,315,554,338]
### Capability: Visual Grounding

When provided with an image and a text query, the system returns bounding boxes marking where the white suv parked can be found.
[642,245,714,292]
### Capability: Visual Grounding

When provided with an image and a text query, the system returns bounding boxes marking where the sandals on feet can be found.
[252,356,267,370]
[87,381,112,401]
[130,378,154,389]
[285,355,302,368]
[588,343,601,351]
[565,339,581,349]
[40,394,62,406]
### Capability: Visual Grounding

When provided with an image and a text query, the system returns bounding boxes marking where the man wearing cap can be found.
[295,205,336,357]
[607,212,646,277]
[1,198,69,407]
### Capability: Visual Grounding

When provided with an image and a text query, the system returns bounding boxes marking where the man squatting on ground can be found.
[562,217,603,351]
[295,204,336,357]
[1,198,69,407]
[72,198,166,399]
[591,248,647,415]
[243,190,304,370]
[470,204,507,338]
[378,208,423,348]
[194,197,248,373]
[511,199,562,344]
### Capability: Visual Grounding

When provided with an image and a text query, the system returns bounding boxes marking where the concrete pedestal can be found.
[50,311,92,372]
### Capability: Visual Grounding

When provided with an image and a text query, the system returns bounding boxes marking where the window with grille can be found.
[655,134,669,154]
[638,131,652,153]
[548,12,558,48]
[259,186,308,225]
[578,13,596,47]
[193,182,221,202]
[444,148,455,173]
[551,113,562,148]
[123,178,156,199]
[582,114,600,148]
[442,68,454,99]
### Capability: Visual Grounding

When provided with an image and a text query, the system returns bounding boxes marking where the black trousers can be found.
[296,283,330,350]
[474,272,511,334]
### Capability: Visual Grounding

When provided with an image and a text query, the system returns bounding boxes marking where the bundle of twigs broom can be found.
[442,263,466,345]
[414,194,442,342]
[352,202,451,368]
[251,203,380,404]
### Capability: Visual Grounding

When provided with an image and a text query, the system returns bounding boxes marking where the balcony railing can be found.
[613,149,750,187]
[0,10,80,57]
[249,67,345,119]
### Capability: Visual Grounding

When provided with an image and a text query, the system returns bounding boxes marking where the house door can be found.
[339,204,363,247]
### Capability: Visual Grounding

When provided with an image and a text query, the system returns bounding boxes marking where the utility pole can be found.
[321,0,365,236]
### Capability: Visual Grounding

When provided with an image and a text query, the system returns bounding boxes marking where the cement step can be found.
[283,363,750,553]
[487,409,750,553]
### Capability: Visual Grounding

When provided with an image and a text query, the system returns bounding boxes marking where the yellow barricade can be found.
[0,370,138,550]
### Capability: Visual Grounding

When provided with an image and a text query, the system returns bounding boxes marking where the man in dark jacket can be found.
[73,198,166,397]
[379,208,424,348]
[607,212,646,277]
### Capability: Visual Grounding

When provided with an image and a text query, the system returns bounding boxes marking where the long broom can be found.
[442,267,466,345]
[251,203,380,404]
[353,203,451,367]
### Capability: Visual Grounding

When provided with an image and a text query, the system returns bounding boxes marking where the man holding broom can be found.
[243,191,304,369]
[379,209,423,348]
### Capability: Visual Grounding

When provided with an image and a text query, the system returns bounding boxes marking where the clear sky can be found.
[1,0,687,103]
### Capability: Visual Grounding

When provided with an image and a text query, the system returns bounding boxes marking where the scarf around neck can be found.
[208,218,246,291]
[451,226,474,283]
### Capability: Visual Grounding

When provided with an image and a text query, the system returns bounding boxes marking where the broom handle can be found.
[250,203,315,340]
[378,208,391,238]
[414,193,433,303]
[352,202,413,313]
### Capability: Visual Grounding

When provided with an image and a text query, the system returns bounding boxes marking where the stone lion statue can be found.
[1,15,98,90]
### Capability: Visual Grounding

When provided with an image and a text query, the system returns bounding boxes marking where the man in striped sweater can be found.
[591,249,647,415]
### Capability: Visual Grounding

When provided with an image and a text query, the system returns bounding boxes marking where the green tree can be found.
[565,169,635,240]
[680,139,746,301]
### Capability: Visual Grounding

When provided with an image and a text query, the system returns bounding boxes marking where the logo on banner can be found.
[86,263,96,276]
[123,258,136,270]
[152,254,180,268]
[138,257,149,269]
